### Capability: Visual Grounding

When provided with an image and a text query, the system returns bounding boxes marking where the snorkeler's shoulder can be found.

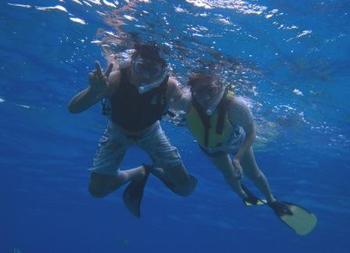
[105,67,122,97]
[167,76,179,86]
[227,95,247,108]
[166,76,181,96]
[226,96,252,118]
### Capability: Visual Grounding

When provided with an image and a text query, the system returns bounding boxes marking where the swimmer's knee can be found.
[88,183,110,198]
[222,168,241,183]
[172,175,197,197]
[88,172,121,198]
[158,163,197,196]
[246,170,264,181]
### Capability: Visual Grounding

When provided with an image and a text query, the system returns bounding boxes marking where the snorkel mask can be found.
[205,85,225,116]
[131,43,168,94]
[137,72,168,94]
[192,82,226,116]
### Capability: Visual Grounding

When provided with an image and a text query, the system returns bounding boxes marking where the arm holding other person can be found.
[227,96,256,173]
[165,77,191,113]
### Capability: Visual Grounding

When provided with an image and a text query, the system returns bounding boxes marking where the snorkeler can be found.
[68,43,197,217]
[176,73,316,235]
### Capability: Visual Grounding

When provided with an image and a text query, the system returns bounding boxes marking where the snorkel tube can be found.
[137,70,168,94]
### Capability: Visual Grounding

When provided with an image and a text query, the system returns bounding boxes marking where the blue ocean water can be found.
[1,0,349,252]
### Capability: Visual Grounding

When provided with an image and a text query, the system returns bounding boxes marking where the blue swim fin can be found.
[122,166,151,217]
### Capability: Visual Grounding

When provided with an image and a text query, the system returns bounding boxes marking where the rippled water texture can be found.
[1,1,350,253]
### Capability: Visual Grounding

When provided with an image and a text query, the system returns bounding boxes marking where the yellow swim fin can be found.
[269,201,317,236]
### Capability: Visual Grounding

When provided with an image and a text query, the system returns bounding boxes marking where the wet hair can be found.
[132,43,166,66]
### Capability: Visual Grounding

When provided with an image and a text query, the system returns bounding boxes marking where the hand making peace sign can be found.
[89,61,114,95]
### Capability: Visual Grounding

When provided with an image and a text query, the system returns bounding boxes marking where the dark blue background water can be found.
[1,1,349,252]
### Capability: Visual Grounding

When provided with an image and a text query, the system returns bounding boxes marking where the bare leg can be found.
[240,148,276,203]
[210,153,248,199]
[137,123,197,197]
[151,165,197,196]
[89,166,146,198]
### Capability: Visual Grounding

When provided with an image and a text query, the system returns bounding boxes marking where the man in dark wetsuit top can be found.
[68,43,197,216]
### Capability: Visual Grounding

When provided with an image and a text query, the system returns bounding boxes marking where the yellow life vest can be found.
[186,91,234,149]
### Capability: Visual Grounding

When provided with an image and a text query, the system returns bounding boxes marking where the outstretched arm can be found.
[68,62,116,113]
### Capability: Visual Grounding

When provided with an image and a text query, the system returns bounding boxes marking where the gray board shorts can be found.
[90,120,184,175]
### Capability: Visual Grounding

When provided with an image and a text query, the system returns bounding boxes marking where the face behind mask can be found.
[193,85,226,116]
[132,56,168,94]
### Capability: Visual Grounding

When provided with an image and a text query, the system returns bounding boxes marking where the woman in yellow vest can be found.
[181,73,317,235]
[185,73,276,204]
